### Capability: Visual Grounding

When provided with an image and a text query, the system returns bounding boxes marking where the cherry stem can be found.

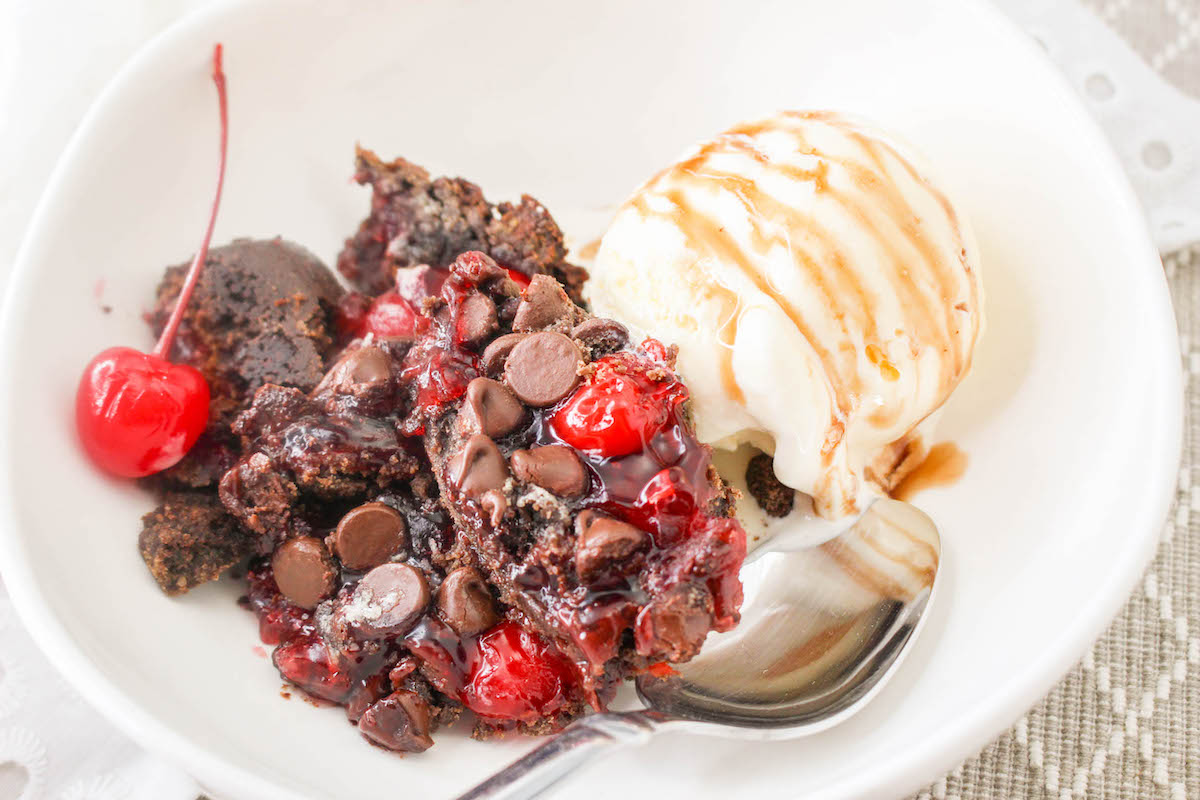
[152,44,229,360]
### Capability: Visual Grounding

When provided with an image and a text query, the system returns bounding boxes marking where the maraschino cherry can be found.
[75,45,228,478]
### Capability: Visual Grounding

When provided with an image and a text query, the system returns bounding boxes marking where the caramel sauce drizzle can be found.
[621,113,980,462]
[892,442,968,501]
[631,194,746,405]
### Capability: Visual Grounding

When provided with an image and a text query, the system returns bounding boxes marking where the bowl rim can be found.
[0,0,1182,798]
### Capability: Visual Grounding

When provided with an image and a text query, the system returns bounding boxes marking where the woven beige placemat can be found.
[912,4,1200,795]
[1087,0,1200,97]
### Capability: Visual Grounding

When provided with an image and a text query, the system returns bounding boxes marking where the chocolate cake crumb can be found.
[745,453,796,517]
[139,491,252,595]
[149,237,344,412]
[146,238,344,490]
[337,148,588,304]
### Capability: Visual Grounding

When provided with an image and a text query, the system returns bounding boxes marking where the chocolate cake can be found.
[336,148,588,304]
[128,154,748,755]
[410,252,746,697]
[147,237,345,489]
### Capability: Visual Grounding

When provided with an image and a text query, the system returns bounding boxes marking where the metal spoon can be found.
[456,498,941,800]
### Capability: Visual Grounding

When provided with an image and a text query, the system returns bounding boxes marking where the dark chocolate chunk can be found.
[575,510,648,580]
[347,563,430,638]
[436,567,500,637]
[333,502,408,571]
[572,318,629,354]
[745,453,796,517]
[271,536,338,609]
[455,292,499,347]
[459,378,525,439]
[481,333,528,376]
[314,344,392,396]
[513,274,572,331]
[357,689,434,753]
[504,331,581,407]
[448,434,509,498]
[511,445,588,497]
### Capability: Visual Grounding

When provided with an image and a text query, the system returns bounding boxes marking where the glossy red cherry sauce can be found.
[535,344,746,665]
[381,257,746,674]
[243,564,584,726]
[405,618,579,723]
[337,265,530,343]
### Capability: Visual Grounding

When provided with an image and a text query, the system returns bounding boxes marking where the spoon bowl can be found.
[458,498,941,799]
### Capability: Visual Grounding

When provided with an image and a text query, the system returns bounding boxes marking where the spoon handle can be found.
[454,709,668,800]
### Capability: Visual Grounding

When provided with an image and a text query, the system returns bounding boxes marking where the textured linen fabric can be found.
[1087,0,1200,97]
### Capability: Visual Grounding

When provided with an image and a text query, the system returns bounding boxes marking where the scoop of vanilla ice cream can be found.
[587,111,983,518]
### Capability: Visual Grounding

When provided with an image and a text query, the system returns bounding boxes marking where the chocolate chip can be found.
[572,317,630,353]
[511,445,588,496]
[347,563,430,638]
[513,274,572,331]
[314,345,392,395]
[455,293,498,347]
[344,346,391,383]
[345,674,388,724]
[481,333,528,376]
[436,567,500,637]
[575,510,649,580]
[448,434,509,498]
[357,689,434,753]
[332,502,408,571]
[271,536,338,609]
[504,331,582,407]
[459,378,525,438]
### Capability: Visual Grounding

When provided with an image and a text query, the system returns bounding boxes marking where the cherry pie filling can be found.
[231,257,746,745]
[103,72,747,750]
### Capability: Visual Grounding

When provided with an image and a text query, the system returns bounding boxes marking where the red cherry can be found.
[631,467,696,544]
[273,634,354,703]
[360,291,423,338]
[549,353,686,458]
[462,621,575,721]
[75,347,210,477]
[74,45,228,478]
[333,292,372,342]
[244,565,315,645]
[640,338,669,362]
[698,516,747,630]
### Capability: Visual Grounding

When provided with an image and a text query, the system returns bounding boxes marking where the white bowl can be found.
[0,0,1181,798]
